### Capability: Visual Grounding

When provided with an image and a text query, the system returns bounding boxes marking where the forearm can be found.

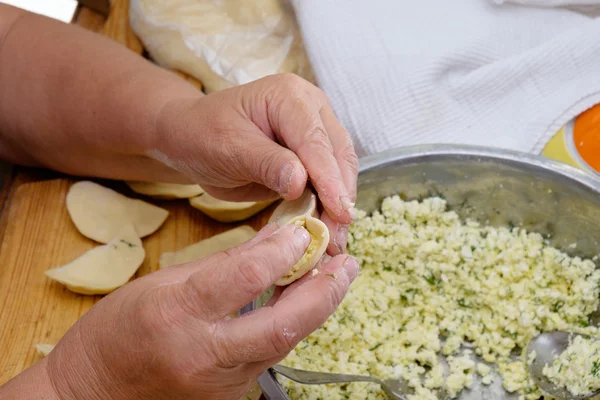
[0,5,201,182]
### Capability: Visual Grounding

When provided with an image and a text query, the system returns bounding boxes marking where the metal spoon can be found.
[527,331,600,400]
[271,364,409,400]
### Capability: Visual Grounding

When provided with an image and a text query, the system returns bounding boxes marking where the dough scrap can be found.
[67,181,169,243]
[189,193,276,223]
[126,181,204,199]
[45,224,145,295]
[34,344,55,356]
[269,189,329,286]
[130,0,314,93]
[160,225,257,268]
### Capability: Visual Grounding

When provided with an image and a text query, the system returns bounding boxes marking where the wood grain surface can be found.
[102,0,143,54]
[0,177,273,398]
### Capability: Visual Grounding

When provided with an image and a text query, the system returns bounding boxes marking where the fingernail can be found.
[293,226,311,247]
[278,163,295,197]
[343,255,360,282]
[335,225,349,254]
[340,195,356,219]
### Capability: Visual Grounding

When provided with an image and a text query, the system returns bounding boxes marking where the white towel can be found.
[291,0,600,157]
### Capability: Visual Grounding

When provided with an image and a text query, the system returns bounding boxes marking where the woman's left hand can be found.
[151,73,358,254]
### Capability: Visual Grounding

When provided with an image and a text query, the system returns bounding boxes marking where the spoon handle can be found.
[272,365,380,385]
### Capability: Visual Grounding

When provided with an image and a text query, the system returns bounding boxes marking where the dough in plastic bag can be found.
[130,0,314,93]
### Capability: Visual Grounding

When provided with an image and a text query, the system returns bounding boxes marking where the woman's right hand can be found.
[38,223,358,400]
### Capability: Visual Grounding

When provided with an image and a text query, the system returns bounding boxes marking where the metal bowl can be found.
[241,144,600,400]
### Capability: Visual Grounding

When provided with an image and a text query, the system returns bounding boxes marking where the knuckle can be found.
[325,275,349,313]
[236,257,272,297]
[223,246,241,258]
[254,145,281,183]
[269,315,303,355]
[314,86,329,103]
[134,289,180,332]
[276,73,307,92]
[263,227,305,267]
[210,323,240,368]
[342,142,359,173]
[301,123,332,154]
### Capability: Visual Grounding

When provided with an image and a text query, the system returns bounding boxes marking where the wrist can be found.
[148,94,204,171]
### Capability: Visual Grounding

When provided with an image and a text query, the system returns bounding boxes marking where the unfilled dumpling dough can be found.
[189,192,276,223]
[45,224,145,295]
[160,225,257,268]
[126,181,204,199]
[129,0,314,93]
[67,181,169,243]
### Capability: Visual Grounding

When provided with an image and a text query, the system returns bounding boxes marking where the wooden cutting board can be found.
[0,177,272,400]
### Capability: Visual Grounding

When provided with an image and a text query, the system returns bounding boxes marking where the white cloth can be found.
[291,0,600,157]
[493,0,600,7]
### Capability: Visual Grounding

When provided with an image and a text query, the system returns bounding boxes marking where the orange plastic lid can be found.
[573,103,600,172]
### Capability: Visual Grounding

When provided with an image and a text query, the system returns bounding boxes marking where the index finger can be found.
[320,105,358,203]
[180,224,311,320]
[269,78,354,225]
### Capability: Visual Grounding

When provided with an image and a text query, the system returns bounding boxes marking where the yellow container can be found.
[543,103,600,177]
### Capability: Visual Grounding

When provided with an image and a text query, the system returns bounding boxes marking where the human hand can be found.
[151,74,358,255]
[42,224,358,400]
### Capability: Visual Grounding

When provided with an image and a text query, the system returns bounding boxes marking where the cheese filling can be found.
[280,196,600,400]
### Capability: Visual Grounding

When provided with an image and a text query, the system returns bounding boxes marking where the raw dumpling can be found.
[126,181,204,199]
[159,225,257,268]
[268,189,329,285]
[189,193,276,223]
[268,188,317,225]
[67,181,168,243]
[45,224,145,295]
[275,214,329,286]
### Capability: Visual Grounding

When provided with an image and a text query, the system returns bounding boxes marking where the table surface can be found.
[0,7,267,400]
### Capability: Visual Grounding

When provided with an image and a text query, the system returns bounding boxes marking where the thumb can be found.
[238,135,308,201]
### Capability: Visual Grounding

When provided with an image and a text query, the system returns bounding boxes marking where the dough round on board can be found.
[126,181,204,199]
[189,193,276,223]
[160,225,257,268]
[45,224,145,295]
[129,0,314,93]
[67,181,169,243]
[268,189,329,285]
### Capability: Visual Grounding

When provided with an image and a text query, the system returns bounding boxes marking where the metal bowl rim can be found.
[358,144,600,191]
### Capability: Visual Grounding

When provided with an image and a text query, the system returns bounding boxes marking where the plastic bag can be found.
[130,0,314,93]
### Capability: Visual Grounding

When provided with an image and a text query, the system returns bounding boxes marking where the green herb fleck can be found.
[593,361,600,377]
[120,239,136,248]
[457,298,471,308]
[369,343,383,351]
[326,273,336,280]
[425,275,438,286]
[552,301,565,313]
